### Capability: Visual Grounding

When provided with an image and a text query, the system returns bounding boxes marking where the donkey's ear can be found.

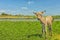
[33,12,36,14]
[44,10,46,12]
[41,11,44,14]
[41,10,46,14]
[33,12,35,13]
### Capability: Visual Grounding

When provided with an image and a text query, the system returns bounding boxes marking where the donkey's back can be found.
[46,16,53,25]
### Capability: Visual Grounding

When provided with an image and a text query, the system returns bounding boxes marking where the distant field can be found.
[0,15,60,19]
[0,16,20,18]
[0,21,60,40]
[0,16,33,18]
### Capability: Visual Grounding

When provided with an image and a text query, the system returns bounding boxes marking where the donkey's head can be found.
[34,11,45,16]
[33,12,43,20]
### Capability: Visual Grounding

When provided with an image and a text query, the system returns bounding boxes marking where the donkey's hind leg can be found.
[48,25,52,36]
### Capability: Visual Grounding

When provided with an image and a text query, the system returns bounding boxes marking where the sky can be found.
[0,0,60,15]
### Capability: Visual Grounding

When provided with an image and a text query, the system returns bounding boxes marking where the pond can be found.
[0,18,60,21]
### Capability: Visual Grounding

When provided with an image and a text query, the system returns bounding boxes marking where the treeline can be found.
[0,12,32,17]
[0,12,9,16]
[0,12,22,16]
[0,12,60,19]
[52,15,60,19]
[0,12,34,18]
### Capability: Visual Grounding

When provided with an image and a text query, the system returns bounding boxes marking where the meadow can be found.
[0,21,60,40]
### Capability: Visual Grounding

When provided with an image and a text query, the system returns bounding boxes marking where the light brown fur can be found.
[34,11,54,40]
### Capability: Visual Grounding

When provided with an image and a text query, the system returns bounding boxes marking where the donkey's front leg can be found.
[42,24,45,37]
[45,25,48,40]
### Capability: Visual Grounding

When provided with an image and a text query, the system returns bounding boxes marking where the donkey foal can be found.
[34,11,53,40]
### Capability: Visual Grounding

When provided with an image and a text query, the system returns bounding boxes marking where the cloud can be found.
[21,7,28,10]
[27,1,34,5]
[0,10,17,15]
[0,10,10,12]
[0,10,6,12]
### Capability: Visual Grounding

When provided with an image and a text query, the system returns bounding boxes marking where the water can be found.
[0,18,37,21]
[0,18,60,21]
[54,19,60,21]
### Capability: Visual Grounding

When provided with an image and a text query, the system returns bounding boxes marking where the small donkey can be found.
[33,11,53,39]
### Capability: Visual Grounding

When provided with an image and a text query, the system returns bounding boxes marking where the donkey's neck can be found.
[38,15,46,24]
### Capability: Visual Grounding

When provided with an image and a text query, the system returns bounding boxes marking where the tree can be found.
[1,12,9,16]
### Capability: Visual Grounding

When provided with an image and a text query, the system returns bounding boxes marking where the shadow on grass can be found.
[27,34,42,38]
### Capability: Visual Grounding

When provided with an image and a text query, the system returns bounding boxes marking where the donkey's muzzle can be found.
[37,18,40,20]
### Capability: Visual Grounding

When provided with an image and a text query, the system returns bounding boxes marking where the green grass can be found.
[0,21,60,40]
